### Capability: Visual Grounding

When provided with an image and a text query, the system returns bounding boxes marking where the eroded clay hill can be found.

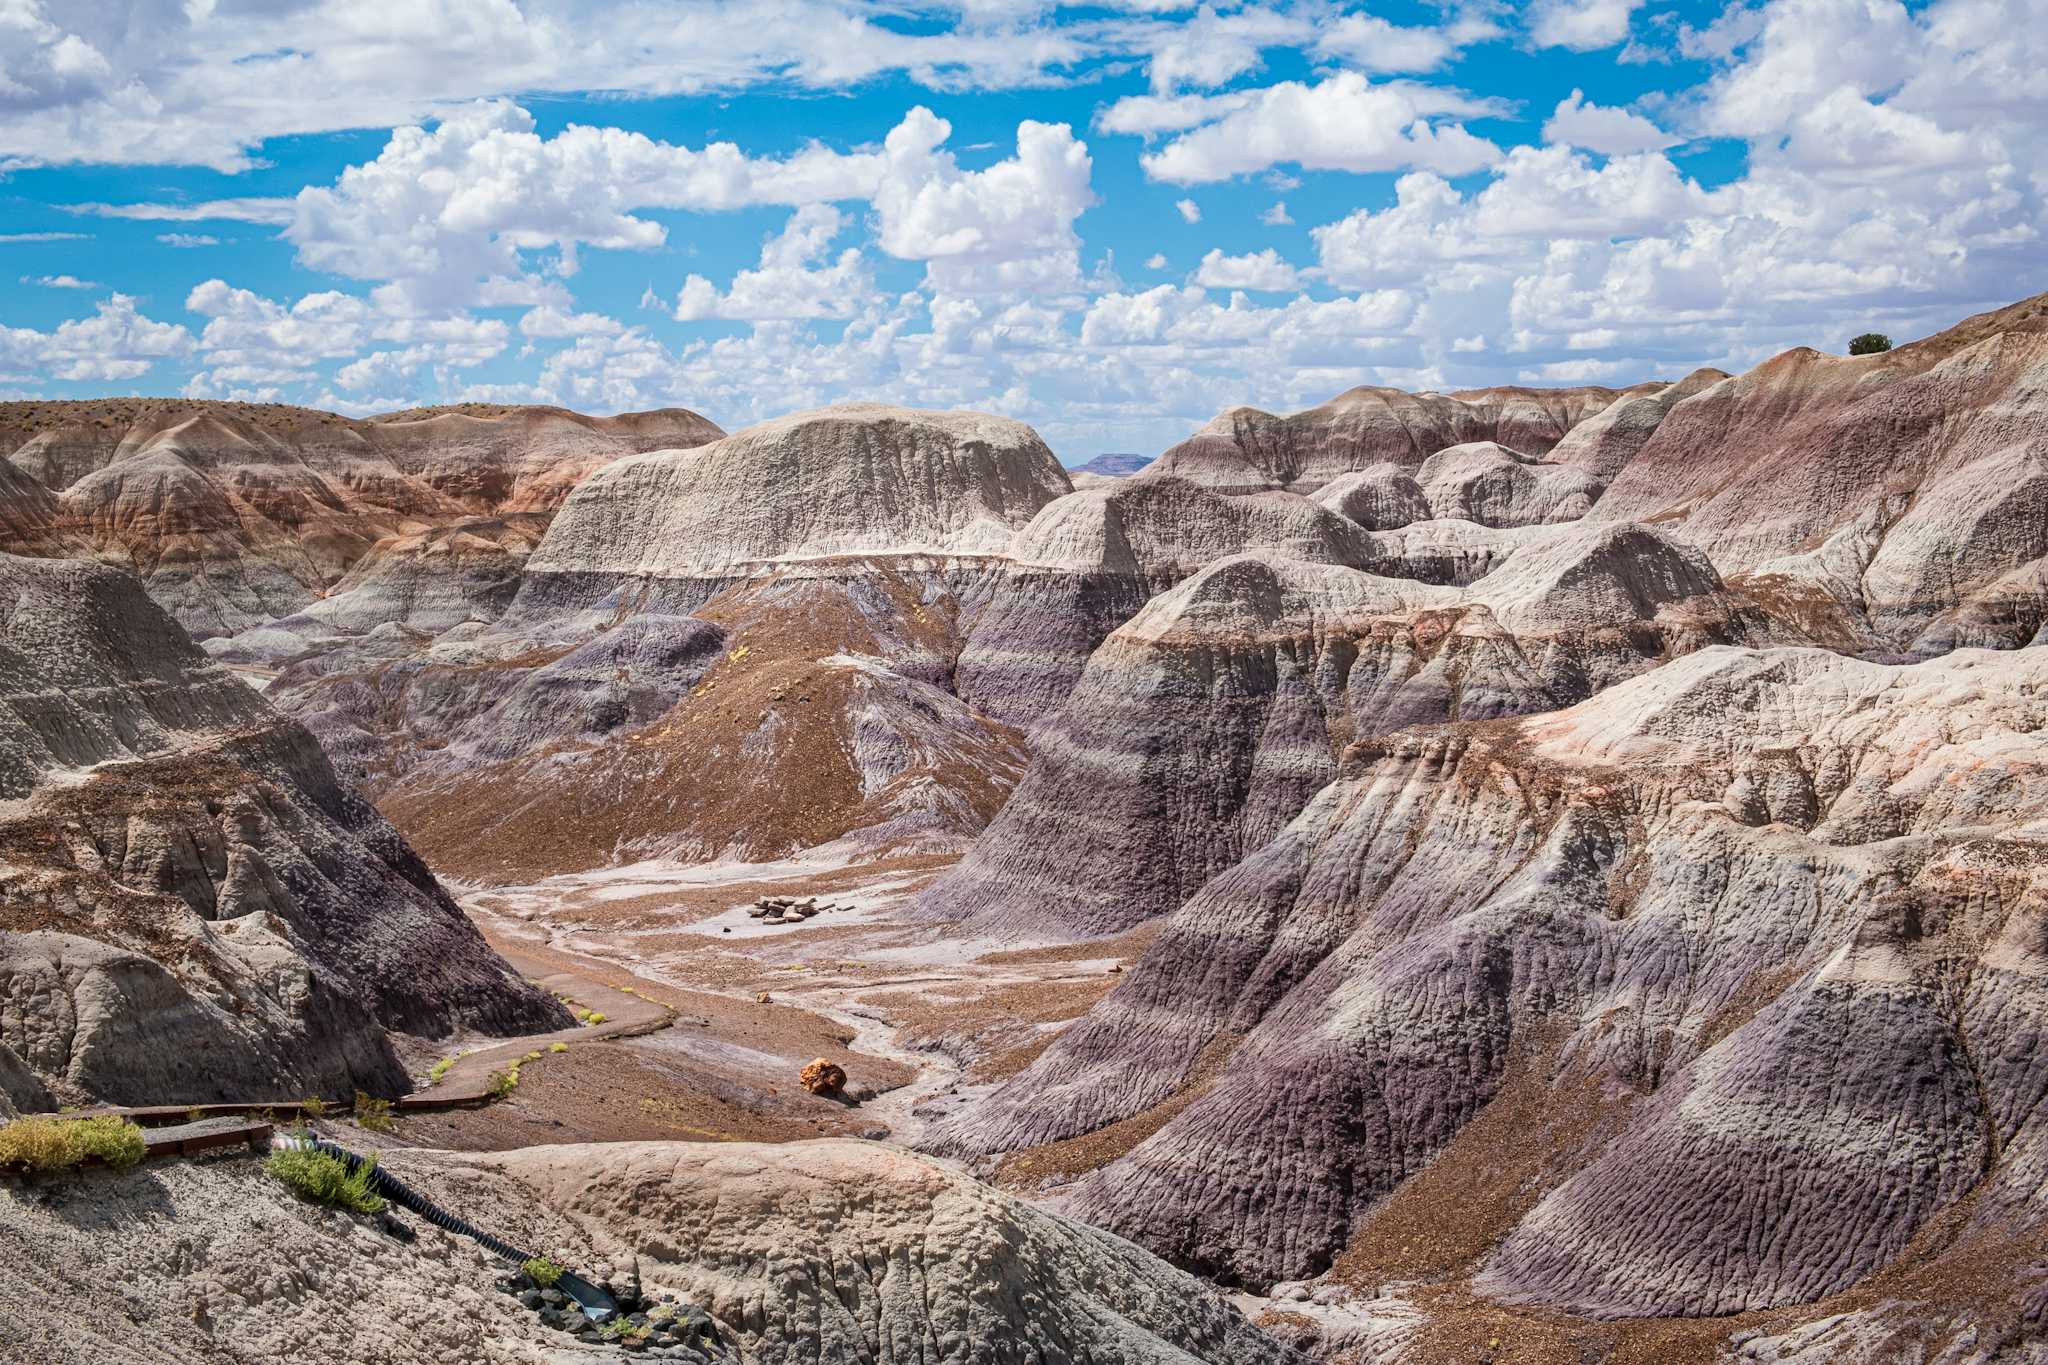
[0,398,724,641]
[1587,293,2048,654]
[1140,383,1657,494]
[278,404,1077,876]
[920,522,1773,938]
[928,645,2048,1327]
[0,552,564,1111]
[235,404,1465,876]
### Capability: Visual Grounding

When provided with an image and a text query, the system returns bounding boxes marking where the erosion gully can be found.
[443,850,1140,1151]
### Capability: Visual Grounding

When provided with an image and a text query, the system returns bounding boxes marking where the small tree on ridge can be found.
[1849,332,1893,355]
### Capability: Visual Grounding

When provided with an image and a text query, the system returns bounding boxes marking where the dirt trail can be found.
[440,852,1148,1151]
[409,956,677,1107]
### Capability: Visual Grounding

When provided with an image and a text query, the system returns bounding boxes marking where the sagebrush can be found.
[265,1146,386,1214]
[0,1116,146,1173]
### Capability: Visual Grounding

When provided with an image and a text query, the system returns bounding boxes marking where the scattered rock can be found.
[800,1059,847,1095]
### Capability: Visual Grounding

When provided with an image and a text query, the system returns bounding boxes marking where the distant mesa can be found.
[522,401,1072,597]
[1068,452,1155,478]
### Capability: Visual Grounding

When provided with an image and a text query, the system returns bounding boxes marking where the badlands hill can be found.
[1142,382,1658,494]
[930,645,2048,1360]
[0,397,724,641]
[4,293,2048,1363]
[921,522,1772,938]
[1590,293,2048,653]
[0,552,564,1111]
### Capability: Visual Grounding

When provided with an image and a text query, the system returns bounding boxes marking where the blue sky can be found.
[1,0,2041,458]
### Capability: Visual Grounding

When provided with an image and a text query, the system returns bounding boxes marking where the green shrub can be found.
[0,1116,147,1173]
[265,1146,385,1214]
[428,1055,457,1085]
[300,1096,327,1119]
[485,1067,520,1100]
[66,1117,147,1170]
[1849,332,1892,354]
[522,1255,564,1288]
[548,1042,569,1054]
[353,1090,394,1134]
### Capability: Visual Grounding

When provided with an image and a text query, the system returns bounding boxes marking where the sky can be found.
[0,0,2042,459]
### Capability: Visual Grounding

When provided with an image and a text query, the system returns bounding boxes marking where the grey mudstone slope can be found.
[928,645,2048,1312]
[919,521,1762,940]
[0,1138,1309,1364]
[0,398,723,641]
[0,552,565,1106]
[1140,382,1654,495]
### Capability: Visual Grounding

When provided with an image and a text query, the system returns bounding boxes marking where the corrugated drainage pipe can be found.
[270,1132,617,1317]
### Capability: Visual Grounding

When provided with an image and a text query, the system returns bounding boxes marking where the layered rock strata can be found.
[929,645,2048,1315]
[0,552,565,1106]
[1140,383,1657,494]
[0,398,723,642]
[1588,293,2048,652]
[918,521,1762,939]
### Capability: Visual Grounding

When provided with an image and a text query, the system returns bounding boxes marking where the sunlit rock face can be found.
[916,520,1764,941]
[0,552,566,1108]
[0,399,725,643]
[926,643,2048,1310]
[1140,382,1656,495]
[1588,294,2048,654]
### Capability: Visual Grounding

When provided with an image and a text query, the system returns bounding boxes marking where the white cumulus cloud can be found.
[1128,74,1503,184]
[0,294,191,382]
[1194,247,1302,291]
[1542,89,1679,155]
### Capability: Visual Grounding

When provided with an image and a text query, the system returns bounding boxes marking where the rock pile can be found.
[743,896,851,925]
[496,1266,734,1361]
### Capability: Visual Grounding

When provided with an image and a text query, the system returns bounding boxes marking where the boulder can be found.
[799,1060,847,1095]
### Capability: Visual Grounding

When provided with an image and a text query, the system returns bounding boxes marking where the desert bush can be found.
[523,1256,564,1287]
[1849,332,1893,354]
[485,1067,520,1100]
[0,1116,146,1173]
[353,1091,394,1134]
[265,1146,385,1214]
